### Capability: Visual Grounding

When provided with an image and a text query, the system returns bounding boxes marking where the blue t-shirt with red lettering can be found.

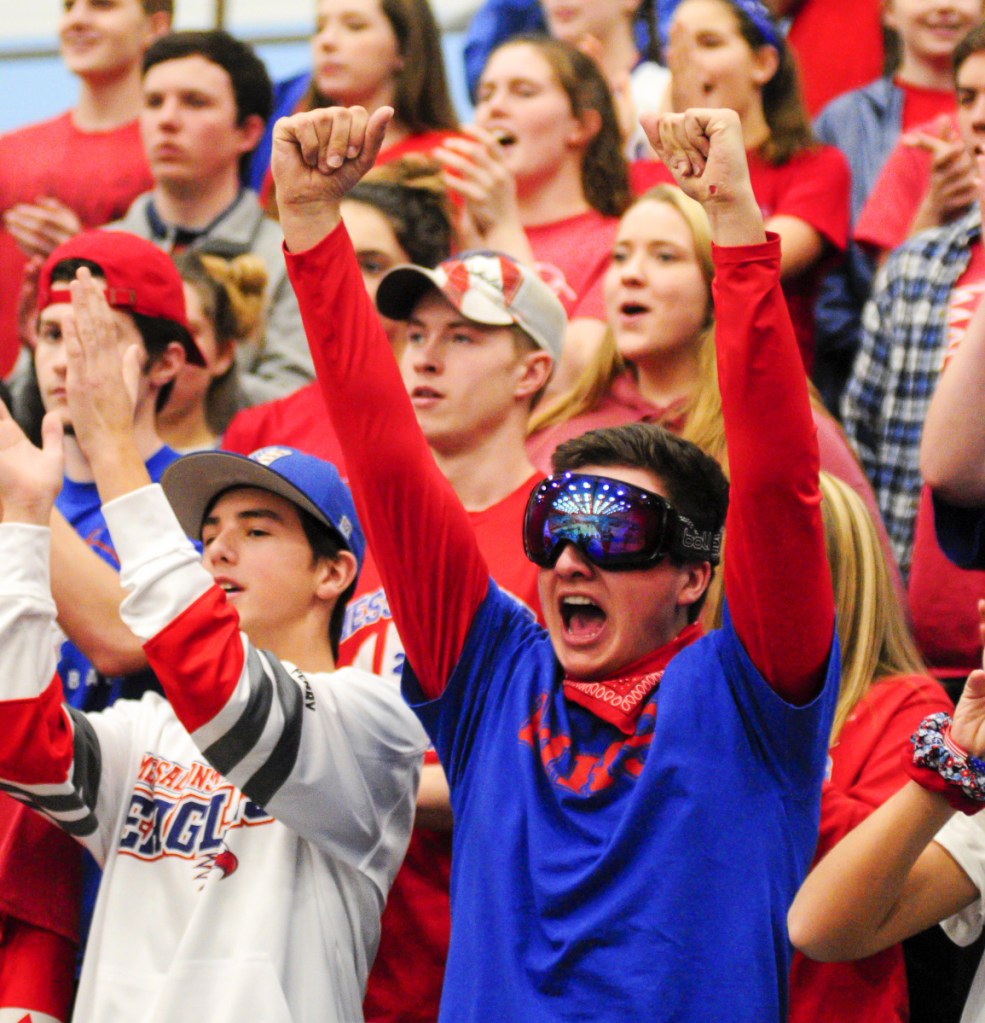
[405,584,839,1023]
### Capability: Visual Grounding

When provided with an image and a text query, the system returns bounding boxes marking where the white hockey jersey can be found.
[0,485,428,1023]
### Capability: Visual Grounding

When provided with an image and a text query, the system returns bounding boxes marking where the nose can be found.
[314,19,338,52]
[476,84,508,121]
[61,0,89,28]
[618,249,646,286]
[410,334,443,374]
[153,94,183,129]
[553,541,595,578]
[204,529,238,569]
[48,343,69,378]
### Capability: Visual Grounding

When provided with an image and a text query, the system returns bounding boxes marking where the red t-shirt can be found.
[221,381,347,471]
[908,243,985,677]
[526,373,685,475]
[900,80,958,133]
[786,0,884,115]
[788,673,952,1023]
[525,209,619,322]
[630,146,850,371]
[0,112,153,378]
[855,112,961,255]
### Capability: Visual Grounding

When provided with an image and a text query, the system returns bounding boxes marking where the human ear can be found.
[514,350,554,402]
[144,10,172,47]
[236,114,267,157]
[146,341,186,390]
[568,108,603,149]
[210,341,237,379]
[676,560,712,611]
[751,44,780,88]
[315,549,358,602]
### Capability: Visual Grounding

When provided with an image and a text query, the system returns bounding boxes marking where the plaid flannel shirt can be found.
[842,205,981,578]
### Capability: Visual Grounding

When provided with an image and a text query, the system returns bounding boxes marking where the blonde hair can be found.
[194,253,268,343]
[819,472,927,742]
[172,251,268,435]
[529,185,719,436]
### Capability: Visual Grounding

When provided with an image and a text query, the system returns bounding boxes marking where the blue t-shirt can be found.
[55,444,181,710]
[404,583,839,1023]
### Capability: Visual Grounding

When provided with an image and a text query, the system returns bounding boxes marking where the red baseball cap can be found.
[37,230,205,366]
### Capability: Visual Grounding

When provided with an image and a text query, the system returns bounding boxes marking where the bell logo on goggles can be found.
[523,472,721,571]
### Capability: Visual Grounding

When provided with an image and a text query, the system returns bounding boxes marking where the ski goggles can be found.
[523,472,722,571]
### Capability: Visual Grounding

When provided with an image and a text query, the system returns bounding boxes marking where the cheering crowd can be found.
[1,1,985,1021]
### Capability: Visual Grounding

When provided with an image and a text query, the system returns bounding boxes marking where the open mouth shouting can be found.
[560,594,607,644]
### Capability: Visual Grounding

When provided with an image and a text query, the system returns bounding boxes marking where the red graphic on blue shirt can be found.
[518,693,656,794]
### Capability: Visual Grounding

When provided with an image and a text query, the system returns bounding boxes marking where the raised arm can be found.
[0,401,115,863]
[642,109,834,703]
[59,262,427,866]
[272,107,490,700]
[788,670,985,960]
[49,508,148,676]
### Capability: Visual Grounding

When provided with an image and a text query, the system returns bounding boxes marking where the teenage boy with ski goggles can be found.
[272,102,840,1023]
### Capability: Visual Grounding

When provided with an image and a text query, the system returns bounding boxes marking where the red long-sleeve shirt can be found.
[284,224,833,705]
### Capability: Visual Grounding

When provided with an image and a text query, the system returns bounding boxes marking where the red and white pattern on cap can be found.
[441,254,525,310]
[441,260,472,304]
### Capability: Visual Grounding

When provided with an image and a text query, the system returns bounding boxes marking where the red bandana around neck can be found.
[562,622,704,734]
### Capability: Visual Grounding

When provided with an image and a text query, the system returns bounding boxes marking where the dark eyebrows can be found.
[202,507,285,529]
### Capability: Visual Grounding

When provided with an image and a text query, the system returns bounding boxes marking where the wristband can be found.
[904,712,985,815]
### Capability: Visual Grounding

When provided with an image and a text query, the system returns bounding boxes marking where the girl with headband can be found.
[651,0,851,372]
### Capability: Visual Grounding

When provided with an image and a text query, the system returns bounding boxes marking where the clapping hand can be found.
[0,401,62,526]
[63,267,141,459]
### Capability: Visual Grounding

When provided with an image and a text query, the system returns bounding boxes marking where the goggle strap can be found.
[675,515,722,564]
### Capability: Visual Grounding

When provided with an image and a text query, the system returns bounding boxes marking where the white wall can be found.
[0,1,473,134]
[0,1,312,42]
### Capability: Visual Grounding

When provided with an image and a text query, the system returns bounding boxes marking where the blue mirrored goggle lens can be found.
[523,473,670,570]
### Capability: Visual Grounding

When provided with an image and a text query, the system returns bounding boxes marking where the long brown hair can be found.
[307,0,458,134]
[487,36,632,218]
[673,0,814,165]
[725,0,815,164]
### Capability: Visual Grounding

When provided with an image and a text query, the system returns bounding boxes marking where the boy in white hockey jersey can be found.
[0,267,427,1022]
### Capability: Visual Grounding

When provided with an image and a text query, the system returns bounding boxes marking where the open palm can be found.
[0,402,62,524]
